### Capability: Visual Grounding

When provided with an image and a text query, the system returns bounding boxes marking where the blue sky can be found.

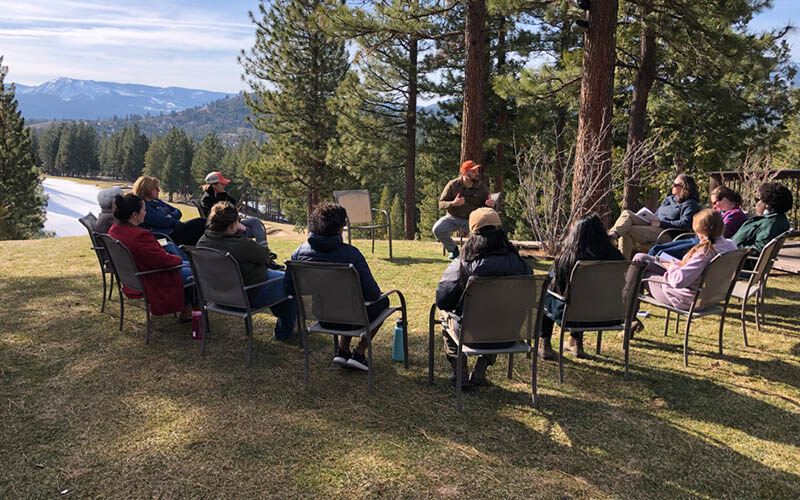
[1,0,798,93]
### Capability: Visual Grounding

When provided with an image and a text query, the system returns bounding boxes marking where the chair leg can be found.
[101,271,108,313]
[428,322,435,385]
[754,289,762,332]
[740,299,749,348]
[507,353,514,379]
[201,310,208,356]
[367,337,374,395]
[388,223,392,259]
[595,330,602,355]
[144,301,151,345]
[532,334,540,408]
[246,316,254,368]
[623,324,631,381]
[303,329,310,383]
[118,284,124,332]
[718,308,728,356]
[558,330,565,384]
[402,314,409,370]
[683,316,693,367]
[456,350,464,412]
[675,314,680,335]
[371,228,375,254]
[664,310,670,336]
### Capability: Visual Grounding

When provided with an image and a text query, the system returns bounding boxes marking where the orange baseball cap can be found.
[460,160,481,174]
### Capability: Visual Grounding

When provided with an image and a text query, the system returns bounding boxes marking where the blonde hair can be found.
[133,176,160,198]
[681,208,724,265]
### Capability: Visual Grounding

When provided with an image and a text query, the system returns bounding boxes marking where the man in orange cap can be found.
[433,160,495,259]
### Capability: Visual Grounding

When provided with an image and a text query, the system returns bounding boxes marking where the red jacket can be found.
[108,223,185,316]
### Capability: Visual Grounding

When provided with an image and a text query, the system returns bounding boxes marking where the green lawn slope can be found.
[1,236,799,498]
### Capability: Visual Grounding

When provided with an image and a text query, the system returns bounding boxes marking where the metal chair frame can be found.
[78,213,116,313]
[333,190,392,259]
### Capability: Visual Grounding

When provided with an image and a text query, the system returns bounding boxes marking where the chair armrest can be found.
[136,264,188,276]
[242,275,284,291]
[738,269,757,275]
[546,289,566,302]
[641,277,700,292]
[371,208,389,219]
[366,289,406,313]
[152,231,174,242]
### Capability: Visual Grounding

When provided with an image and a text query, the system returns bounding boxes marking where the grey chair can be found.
[730,231,790,340]
[428,274,549,412]
[546,260,647,383]
[192,200,209,219]
[98,234,192,344]
[78,213,115,313]
[285,260,407,394]
[638,248,749,366]
[182,246,286,367]
[333,189,392,259]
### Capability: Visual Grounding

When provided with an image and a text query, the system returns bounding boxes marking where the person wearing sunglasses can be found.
[608,173,701,259]
[732,182,792,257]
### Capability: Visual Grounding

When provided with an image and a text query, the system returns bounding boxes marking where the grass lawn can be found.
[1,234,799,498]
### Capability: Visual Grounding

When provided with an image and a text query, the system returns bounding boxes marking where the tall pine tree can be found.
[239,0,349,222]
[0,56,46,239]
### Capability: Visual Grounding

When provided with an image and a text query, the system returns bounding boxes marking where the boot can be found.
[469,356,492,386]
[448,354,471,388]
[568,333,587,359]
[538,336,557,360]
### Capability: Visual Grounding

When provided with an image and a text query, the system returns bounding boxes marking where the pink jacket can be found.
[659,238,738,310]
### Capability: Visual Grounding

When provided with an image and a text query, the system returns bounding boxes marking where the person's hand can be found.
[650,219,661,227]
[452,193,465,207]
[485,198,495,208]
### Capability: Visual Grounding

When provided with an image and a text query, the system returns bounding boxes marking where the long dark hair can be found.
[113,193,143,222]
[553,212,618,293]
[676,173,699,202]
[457,225,519,288]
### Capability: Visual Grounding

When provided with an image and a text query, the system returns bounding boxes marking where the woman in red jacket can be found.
[108,193,193,319]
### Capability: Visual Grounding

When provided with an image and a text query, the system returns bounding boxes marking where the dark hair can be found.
[206,201,238,232]
[759,182,793,214]
[308,202,348,236]
[711,186,742,206]
[552,212,618,294]
[457,226,520,289]
[113,193,143,221]
[676,173,699,202]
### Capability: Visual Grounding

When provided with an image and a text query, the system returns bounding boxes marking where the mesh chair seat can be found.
[308,306,402,337]
[639,294,724,317]
[730,280,760,301]
[206,302,273,319]
[333,189,392,259]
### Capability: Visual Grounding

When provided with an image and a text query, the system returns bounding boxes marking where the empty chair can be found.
[78,213,115,313]
[428,274,548,411]
[638,248,749,366]
[285,260,407,394]
[333,189,392,258]
[192,199,209,219]
[730,231,790,339]
[183,246,288,367]
[544,260,646,383]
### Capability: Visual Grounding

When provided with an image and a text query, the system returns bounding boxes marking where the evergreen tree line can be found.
[238,0,800,239]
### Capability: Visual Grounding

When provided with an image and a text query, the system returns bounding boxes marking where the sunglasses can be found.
[672,182,684,188]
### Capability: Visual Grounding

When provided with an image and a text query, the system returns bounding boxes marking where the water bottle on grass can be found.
[392,318,404,362]
[191,310,203,340]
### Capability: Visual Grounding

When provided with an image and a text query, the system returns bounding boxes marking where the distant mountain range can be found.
[14,77,233,120]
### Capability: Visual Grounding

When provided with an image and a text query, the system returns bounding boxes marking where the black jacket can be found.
[436,247,532,314]
[200,186,237,215]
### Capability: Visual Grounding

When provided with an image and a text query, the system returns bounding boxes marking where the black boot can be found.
[448,354,471,388]
[469,355,493,386]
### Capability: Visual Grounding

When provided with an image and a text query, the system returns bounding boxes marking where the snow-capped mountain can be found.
[12,77,233,120]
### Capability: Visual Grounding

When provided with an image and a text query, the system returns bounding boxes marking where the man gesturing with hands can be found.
[433,160,495,259]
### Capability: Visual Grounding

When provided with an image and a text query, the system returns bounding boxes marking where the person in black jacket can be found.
[435,207,532,387]
[284,202,389,372]
[608,173,701,258]
[201,171,268,245]
[540,213,624,359]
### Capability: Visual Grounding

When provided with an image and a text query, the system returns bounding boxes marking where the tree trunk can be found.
[405,35,418,240]
[493,16,507,210]
[622,1,657,211]
[461,0,487,164]
[571,0,619,224]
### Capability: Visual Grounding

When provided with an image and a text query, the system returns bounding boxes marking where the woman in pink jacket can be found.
[632,209,737,331]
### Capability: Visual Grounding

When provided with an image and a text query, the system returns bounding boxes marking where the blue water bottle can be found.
[392,318,405,362]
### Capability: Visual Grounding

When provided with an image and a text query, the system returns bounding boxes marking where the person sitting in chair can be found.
[283,202,389,372]
[197,202,295,340]
[433,160,495,260]
[732,182,792,257]
[133,176,206,246]
[200,171,268,245]
[95,186,124,234]
[435,208,532,387]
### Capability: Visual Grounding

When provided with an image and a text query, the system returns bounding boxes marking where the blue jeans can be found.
[164,241,189,261]
[178,261,195,306]
[647,237,699,259]
[249,269,296,340]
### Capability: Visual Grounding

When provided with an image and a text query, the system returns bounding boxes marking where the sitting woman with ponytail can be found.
[632,208,737,327]
[108,193,195,320]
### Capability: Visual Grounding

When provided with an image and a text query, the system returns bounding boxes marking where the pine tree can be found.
[191,132,225,187]
[376,185,392,239]
[390,194,403,241]
[119,125,148,181]
[0,56,46,239]
[239,0,349,222]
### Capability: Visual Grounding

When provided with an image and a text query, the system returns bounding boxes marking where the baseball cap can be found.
[460,160,481,174]
[205,171,230,184]
[469,207,501,233]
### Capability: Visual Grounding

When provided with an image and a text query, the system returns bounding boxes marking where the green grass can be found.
[1,235,799,498]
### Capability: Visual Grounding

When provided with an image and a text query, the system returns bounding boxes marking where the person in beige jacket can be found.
[433,160,495,259]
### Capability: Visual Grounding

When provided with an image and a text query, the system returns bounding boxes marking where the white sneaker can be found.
[345,351,369,371]
[333,347,350,368]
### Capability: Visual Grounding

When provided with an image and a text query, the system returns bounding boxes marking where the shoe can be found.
[447,246,459,260]
[333,347,351,368]
[568,335,588,359]
[538,338,557,360]
[469,356,490,386]
[346,350,369,371]
[448,355,471,388]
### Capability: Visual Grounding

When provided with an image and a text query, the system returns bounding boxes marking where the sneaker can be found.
[346,350,369,371]
[469,356,490,386]
[447,246,460,260]
[333,347,351,368]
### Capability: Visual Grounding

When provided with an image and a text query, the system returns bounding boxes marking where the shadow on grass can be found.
[380,256,448,265]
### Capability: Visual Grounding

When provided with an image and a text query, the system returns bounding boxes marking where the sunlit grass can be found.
[1,235,799,498]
